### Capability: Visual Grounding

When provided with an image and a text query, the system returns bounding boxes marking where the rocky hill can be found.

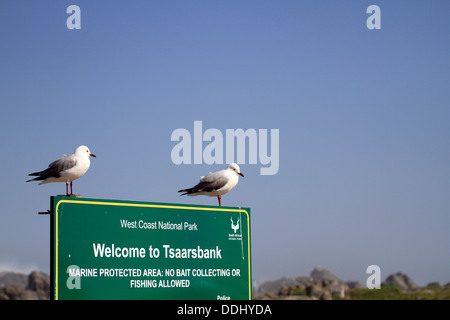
[253,265,354,300]
[1,267,448,300]
[0,271,49,300]
[0,271,28,288]
[253,266,450,300]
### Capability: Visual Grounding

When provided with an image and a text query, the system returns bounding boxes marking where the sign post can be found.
[50,196,251,300]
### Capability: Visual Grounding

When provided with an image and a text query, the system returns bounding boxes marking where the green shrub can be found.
[347,287,409,300]
[292,288,307,296]
[425,282,441,290]
[345,286,450,300]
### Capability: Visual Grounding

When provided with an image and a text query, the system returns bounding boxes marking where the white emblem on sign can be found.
[230,217,240,234]
[228,214,244,260]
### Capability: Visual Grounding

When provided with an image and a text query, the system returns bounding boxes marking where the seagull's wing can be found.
[48,155,77,174]
[194,174,229,193]
[179,170,229,195]
[28,155,77,180]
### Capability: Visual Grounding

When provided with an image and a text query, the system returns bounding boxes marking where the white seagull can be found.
[27,145,96,196]
[178,163,244,206]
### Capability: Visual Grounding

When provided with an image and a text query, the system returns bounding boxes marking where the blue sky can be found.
[1,1,449,287]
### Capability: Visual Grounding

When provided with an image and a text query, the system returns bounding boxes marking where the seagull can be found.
[27,145,96,196]
[178,163,244,206]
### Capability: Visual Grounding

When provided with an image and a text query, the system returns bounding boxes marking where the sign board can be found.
[50,196,251,300]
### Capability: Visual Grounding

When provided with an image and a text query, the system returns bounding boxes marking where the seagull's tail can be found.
[26,171,44,182]
[178,188,192,196]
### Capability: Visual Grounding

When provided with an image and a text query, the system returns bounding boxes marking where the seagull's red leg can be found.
[65,182,69,196]
[217,195,221,206]
[70,181,73,195]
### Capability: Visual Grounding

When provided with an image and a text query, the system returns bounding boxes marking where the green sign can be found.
[50,196,251,300]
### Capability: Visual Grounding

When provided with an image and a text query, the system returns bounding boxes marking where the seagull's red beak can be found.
[90,153,96,158]
[238,172,244,177]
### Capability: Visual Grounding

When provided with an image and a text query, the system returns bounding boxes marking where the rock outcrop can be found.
[254,266,351,300]
[0,271,50,300]
[0,271,28,288]
[382,272,417,290]
[253,267,427,300]
[310,265,343,283]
